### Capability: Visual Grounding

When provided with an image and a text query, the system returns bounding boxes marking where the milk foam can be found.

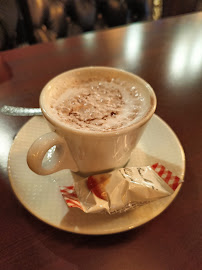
[47,77,149,132]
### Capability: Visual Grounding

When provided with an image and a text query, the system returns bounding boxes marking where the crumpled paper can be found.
[60,163,183,214]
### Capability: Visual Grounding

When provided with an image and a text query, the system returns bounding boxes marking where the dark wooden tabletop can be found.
[0,12,201,270]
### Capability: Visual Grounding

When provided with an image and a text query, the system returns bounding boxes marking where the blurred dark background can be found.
[0,0,201,51]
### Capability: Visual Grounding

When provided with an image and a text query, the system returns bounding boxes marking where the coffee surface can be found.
[48,77,148,132]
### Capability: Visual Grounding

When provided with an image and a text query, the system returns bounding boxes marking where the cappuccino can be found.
[46,71,151,132]
[28,67,156,175]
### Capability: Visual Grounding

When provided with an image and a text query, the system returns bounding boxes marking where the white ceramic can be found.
[8,114,185,235]
[27,67,157,175]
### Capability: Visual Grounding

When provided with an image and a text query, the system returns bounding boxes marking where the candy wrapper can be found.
[60,163,183,214]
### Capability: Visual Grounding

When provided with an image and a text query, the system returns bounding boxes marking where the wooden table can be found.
[0,12,201,270]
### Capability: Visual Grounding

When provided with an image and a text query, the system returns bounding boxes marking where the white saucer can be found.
[8,115,185,235]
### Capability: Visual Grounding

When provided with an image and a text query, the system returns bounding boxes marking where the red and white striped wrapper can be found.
[151,163,182,191]
[60,163,183,214]
[60,186,84,211]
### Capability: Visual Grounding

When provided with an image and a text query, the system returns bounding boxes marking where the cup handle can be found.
[27,132,79,175]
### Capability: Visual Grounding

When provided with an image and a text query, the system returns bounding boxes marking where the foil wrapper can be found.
[60,163,183,214]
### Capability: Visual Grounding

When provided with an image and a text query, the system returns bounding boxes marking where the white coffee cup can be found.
[27,67,156,176]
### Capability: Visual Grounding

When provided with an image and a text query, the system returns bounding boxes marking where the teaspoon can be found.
[0,105,42,116]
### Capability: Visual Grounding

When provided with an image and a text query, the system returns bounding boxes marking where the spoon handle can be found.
[0,105,42,116]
